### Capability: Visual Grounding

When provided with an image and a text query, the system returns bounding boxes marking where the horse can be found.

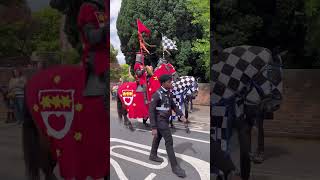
[185,77,200,113]
[22,65,109,180]
[116,63,199,129]
[210,45,283,179]
[0,86,16,123]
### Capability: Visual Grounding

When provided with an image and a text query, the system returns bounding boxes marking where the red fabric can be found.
[153,63,176,78]
[147,76,161,101]
[117,82,149,119]
[137,19,151,36]
[134,62,147,85]
[26,65,109,180]
[148,63,177,100]
[78,3,109,75]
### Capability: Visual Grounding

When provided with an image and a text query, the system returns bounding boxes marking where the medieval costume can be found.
[78,0,109,109]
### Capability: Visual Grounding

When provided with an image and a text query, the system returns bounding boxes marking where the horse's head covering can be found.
[158,58,168,65]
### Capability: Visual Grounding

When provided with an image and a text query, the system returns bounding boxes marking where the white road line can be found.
[133,119,210,134]
[111,138,210,180]
[110,158,128,180]
[111,145,169,169]
[144,173,157,180]
[172,126,210,134]
[135,128,210,144]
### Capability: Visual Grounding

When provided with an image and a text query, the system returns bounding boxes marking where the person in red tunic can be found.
[134,53,148,104]
[77,0,109,109]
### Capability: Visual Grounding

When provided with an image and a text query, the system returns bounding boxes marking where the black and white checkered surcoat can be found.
[211,45,283,176]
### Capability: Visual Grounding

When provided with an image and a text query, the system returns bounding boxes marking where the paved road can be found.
[0,122,25,180]
[229,129,320,180]
[110,101,210,180]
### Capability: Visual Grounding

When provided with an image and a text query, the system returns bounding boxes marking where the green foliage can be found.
[117,0,206,80]
[187,0,210,80]
[120,64,135,82]
[0,21,35,57]
[110,44,119,64]
[305,0,320,67]
[213,0,264,47]
[110,63,134,82]
[61,48,80,64]
[213,0,320,68]
[0,6,62,58]
[32,7,62,52]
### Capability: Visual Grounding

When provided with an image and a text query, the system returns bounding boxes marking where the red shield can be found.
[26,65,108,179]
[121,89,134,106]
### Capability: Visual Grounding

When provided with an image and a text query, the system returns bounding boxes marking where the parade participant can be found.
[154,58,179,81]
[78,0,109,109]
[149,74,187,178]
[134,53,148,104]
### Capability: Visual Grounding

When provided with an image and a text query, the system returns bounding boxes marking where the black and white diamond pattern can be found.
[171,76,198,111]
[211,45,283,176]
[162,36,178,50]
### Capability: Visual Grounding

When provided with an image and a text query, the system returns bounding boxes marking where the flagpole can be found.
[162,48,165,59]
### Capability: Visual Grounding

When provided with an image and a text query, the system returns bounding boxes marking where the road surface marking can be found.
[111,138,210,180]
[135,128,210,144]
[111,145,169,169]
[132,118,210,134]
[144,173,157,180]
[110,158,129,180]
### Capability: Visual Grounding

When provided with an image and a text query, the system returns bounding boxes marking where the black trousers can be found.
[237,105,265,180]
[150,128,178,168]
[211,140,236,178]
[236,117,252,180]
[256,116,264,153]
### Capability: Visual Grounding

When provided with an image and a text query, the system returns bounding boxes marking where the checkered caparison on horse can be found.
[211,45,283,178]
[170,76,199,120]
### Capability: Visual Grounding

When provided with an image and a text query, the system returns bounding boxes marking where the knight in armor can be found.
[149,74,187,178]
[77,0,109,109]
[134,53,148,104]
[156,58,179,81]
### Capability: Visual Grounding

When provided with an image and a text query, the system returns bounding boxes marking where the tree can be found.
[212,0,263,48]
[305,0,320,67]
[0,0,33,57]
[32,7,62,52]
[117,0,203,78]
[110,44,118,64]
[0,21,36,57]
[187,0,210,81]
[212,0,319,68]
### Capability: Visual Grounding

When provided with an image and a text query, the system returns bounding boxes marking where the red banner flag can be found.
[137,19,151,36]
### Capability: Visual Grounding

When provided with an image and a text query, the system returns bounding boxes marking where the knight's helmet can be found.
[157,58,167,67]
[136,53,144,64]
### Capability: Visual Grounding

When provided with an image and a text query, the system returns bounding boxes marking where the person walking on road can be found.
[148,74,187,178]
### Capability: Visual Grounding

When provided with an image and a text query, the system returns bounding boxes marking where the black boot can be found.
[143,119,149,127]
[172,166,186,178]
[253,151,264,164]
[149,155,164,162]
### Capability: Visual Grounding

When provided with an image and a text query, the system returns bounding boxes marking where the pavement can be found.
[229,129,320,180]
[109,99,210,180]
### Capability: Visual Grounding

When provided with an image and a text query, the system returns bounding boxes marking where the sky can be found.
[110,0,125,64]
